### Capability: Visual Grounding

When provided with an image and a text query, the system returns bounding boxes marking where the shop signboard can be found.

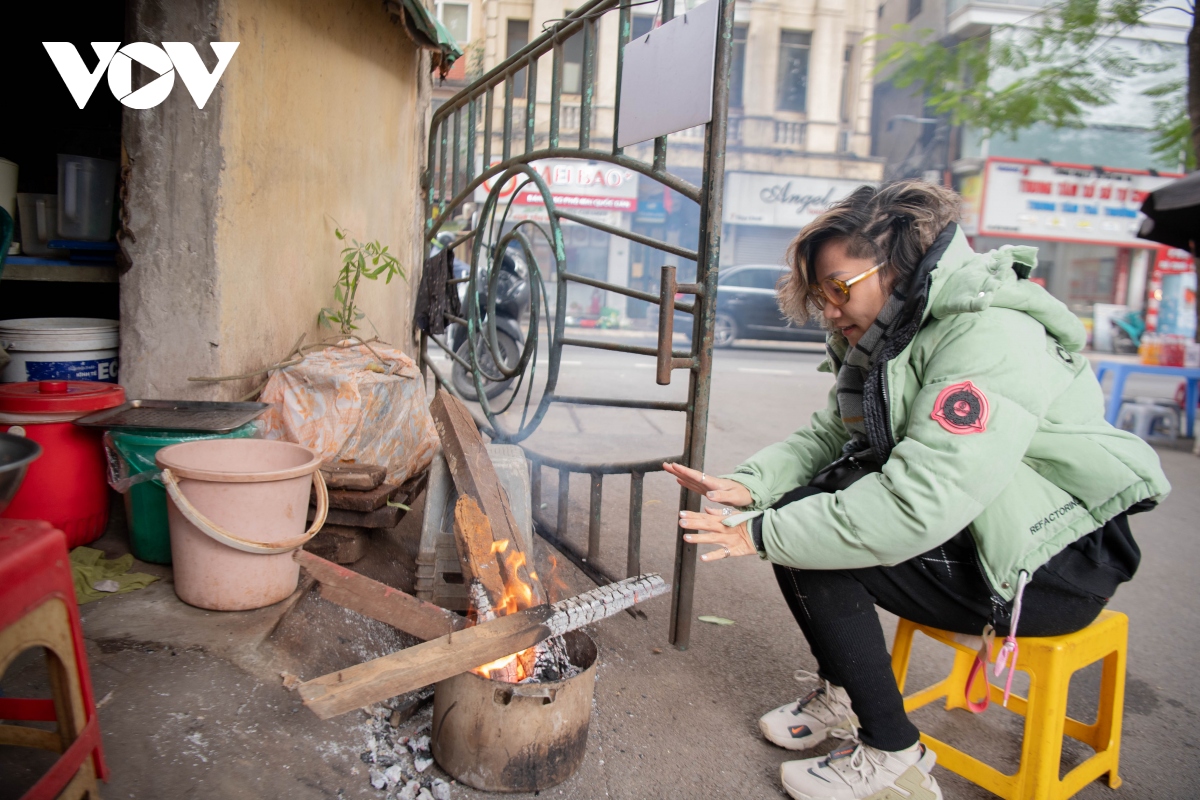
[1147,247,1197,336]
[978,158,1178,246]
[722,173,871,229]
[475,159,639,213]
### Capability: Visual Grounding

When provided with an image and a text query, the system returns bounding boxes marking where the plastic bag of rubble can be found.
[258,342,438,484]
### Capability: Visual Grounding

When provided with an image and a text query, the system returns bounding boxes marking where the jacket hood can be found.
[926,226,1088,352]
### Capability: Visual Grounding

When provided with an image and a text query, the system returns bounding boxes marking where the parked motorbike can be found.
[444,241,531,400]
[1111,309,1146,354]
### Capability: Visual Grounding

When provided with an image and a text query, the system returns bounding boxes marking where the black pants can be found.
[772,486,1136,752]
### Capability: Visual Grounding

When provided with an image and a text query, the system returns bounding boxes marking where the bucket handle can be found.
[161,467,329,555]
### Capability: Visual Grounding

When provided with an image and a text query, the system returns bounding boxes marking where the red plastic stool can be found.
[0,519,108,799]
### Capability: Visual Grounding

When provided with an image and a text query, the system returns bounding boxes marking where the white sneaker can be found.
[759,670,859,751]
[780,740,941,800]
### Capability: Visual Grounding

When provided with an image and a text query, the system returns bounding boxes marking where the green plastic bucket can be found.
[108,425,259,564]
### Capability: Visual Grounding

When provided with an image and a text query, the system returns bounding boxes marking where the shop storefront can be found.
[475,159,638,324]
[721,172,874,267]
[961,158,1189,342]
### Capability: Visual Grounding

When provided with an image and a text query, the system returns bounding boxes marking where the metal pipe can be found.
[580,17,597,149]
[517,448,683,476]
[483,85,494,167]
[524,54,538,154]
[560,335,692,360]
[530,459,542,515]
[669,0,735,651]
[588,473,603,561]
[452,108,462,197]
[627,471,644,577]
[612,1,631,156]
[562,269,696,312]
[551,394,689,412]
[466,98,477,185]
[550,41,564,148]
[556,211,699,262]
[502,76,514,162]
[558,468,571,544]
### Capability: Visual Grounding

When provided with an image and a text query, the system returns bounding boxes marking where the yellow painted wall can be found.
[215,0,428,394]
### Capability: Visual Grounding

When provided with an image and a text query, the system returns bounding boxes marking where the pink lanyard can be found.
[964,571,1030,712]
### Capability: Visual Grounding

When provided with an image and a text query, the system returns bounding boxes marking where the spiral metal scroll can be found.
[426,163,570,443]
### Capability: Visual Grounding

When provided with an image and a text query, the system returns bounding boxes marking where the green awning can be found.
[387,0,462,75]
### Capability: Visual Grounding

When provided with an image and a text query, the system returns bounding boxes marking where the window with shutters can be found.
[776,31,811,114]
[438,2,470,43]
[507,19,529,98]
[563,24,586,94]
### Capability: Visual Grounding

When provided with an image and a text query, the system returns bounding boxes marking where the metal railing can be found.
[420,0,735,649]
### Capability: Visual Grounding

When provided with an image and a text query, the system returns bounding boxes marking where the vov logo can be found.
[43,42,240,110]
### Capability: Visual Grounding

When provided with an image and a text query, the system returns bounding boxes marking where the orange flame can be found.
[470,543,539,681]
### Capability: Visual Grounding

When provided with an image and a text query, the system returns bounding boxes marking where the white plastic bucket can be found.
[0,318,119,383]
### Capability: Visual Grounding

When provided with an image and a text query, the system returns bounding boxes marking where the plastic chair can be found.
[891,610,1127,800]
[0,519,108,799]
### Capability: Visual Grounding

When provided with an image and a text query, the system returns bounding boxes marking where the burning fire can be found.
[470,540,539,681]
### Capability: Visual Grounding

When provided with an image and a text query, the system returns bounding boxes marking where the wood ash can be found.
[359,692,451,800]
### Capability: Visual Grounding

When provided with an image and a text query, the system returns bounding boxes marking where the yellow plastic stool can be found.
[890,609,1127,800]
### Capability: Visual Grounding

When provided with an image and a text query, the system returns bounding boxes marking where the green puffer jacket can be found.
[723,225,1170,601]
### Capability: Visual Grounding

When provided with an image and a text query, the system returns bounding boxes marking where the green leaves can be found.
[1148,78,1197,170]
[874,0,1191,166]
[319,225,409,335]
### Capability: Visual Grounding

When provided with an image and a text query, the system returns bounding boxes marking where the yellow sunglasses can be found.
[808,261,886,309]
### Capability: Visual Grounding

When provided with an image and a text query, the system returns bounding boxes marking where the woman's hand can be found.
[663,462,753,508]
[680,507,758,562]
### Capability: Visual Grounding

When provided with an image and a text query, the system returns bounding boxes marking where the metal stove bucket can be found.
[431,630,597,792]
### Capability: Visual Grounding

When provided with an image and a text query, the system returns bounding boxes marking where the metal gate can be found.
[419,0,734,649]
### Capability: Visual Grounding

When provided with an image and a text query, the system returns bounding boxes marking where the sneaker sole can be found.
[781,766,942,800]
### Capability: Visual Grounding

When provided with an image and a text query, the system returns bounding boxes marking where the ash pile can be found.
[360,693,451,800]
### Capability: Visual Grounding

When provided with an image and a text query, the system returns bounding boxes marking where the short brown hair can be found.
[778,180,961,324]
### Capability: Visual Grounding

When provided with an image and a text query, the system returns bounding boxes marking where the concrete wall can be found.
[122,0,429,400]
[121,0,226,399]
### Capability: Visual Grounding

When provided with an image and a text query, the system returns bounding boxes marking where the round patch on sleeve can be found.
[931,381,990,434]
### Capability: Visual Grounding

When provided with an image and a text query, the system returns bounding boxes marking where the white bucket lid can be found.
[0,317,119,352]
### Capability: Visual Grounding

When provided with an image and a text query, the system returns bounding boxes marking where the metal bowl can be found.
[0,433,42,515]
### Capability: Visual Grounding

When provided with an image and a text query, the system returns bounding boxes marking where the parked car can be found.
[676,264,825,347]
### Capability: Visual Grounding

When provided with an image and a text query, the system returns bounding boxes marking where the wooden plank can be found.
[299,604,556,719]
[309,503,406,529]
[429,390,544,605]
[324,481,402,512]
[294,550,466,641]
[320,462,387,491]
[298,574,668,719]
[303,525,368,564]
[453,496,506,607]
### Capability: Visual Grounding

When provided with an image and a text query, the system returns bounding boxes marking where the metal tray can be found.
[74,400,270,433]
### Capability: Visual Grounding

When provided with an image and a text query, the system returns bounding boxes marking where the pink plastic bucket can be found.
[155,439,328,611]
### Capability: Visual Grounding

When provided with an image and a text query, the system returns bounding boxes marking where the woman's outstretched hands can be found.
[662,462,753,508]
[678,507,757,561]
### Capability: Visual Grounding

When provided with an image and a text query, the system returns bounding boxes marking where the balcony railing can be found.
[774,120,806,148]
